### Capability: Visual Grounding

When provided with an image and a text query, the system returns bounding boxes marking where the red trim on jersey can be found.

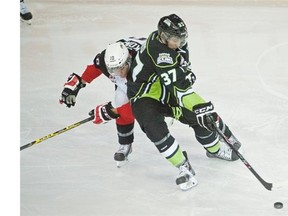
[116,102,135,125]
[64,75,79,87]
[81,64,102,83]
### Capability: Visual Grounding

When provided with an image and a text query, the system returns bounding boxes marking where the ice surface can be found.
[19,1,288,215]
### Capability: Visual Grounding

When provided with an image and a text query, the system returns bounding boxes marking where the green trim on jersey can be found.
[128,31,195,107]
[129,33,176,104]
[130,73,171,103]
[141,78,163,101]
[147,34,180,69]
[130,72,158,102]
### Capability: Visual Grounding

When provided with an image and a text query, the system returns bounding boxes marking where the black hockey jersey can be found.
[127,31,194,107]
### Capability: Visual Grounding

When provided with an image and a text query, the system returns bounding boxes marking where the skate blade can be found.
[116,159,129,168]
[176,175,198,191]
[176,174,190,185]
[20,18,32,25]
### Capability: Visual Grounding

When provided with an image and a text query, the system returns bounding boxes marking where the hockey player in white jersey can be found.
[60,37,146,167]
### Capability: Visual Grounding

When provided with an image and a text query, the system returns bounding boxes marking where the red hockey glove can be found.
[59,73,86,108]
[89,102,120,124]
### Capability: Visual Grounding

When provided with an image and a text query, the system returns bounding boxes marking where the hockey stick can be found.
[208,116,273,191]
[20,116,94,151]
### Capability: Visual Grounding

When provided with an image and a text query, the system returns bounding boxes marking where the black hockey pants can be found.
[131,97,186,165]
[132,97,232,153]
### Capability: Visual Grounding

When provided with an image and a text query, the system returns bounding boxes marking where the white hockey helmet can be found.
[104,42,130,75]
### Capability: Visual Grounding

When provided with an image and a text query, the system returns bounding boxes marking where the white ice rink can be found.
[18,1,288,215]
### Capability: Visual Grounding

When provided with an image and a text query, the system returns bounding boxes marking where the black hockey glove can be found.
[59,73,86,108]
[89,102,120,124]
[179,56,196,86]
[186,70,196,86]
[193,102,218,131]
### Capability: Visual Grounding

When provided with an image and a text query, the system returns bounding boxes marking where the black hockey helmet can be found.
[158,14,188,47]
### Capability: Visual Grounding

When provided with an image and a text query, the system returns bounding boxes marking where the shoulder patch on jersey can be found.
[157,53,173,64]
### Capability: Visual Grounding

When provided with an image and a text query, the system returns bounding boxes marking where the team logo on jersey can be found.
[157,53,173,64]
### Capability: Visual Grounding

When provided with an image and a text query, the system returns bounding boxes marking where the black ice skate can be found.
[114,144,132,168]
[20,1,33,25]
[176,151,198,191]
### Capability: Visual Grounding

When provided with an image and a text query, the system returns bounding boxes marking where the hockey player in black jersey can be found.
[127,14,242,190]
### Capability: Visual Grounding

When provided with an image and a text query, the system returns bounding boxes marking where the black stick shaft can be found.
[20,116,94,151]
[212,121,272,191]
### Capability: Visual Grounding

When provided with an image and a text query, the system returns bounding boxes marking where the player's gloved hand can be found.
[59,73,86,108]
[178,56,196,85]
[186,70,196,85]
[89,102,120,124]
[193,101,218,131]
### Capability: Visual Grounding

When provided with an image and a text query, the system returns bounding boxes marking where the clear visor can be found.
[107,56,132,76]
[162,32,187,48]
